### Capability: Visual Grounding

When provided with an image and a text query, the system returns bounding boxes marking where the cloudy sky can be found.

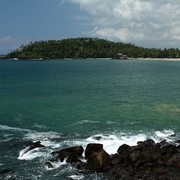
[0,0,180,54]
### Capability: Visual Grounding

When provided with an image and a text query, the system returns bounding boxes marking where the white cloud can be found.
[0,36,27,54]
[0,36,18,45]
[68,0,180,48]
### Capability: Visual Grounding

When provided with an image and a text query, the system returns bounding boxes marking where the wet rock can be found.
[93,136,102,141]
[117,144,131,156]
[85,143,110,172]
[106,139,180,179]
[158,140,169,147]
[107,166,135,180]
[175,140,180,144]
[43,139,180,179]
[0,169,11,175]
[110,154,124,165]
[45,161,53,169]
[22,141,45,155]
[117,144,132,165]
[136,139,156,151]
[0,169,13,179]
[52,146,84,163]
[85,143,103,159]
[167,154,180,169]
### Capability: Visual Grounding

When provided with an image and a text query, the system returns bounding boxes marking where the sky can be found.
[0,0,180,54]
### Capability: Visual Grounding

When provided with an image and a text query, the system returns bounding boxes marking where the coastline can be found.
[1,57,180,61]
[136,57,180,61]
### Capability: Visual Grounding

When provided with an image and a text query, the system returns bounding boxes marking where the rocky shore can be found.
[2,139,180,179]
[44,139,180,180]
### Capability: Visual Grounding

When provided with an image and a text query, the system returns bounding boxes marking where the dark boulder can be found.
[167,154,180,169]
[85,143,103,159]
[107,165,135,180]
[0,169,11,175]
[22,141,45,155]
[45,161,53,169]
[52,146,84,163]
[0,169,13,179]
[110,153,124,165]
[117,144,131,155]
[106,139,180,179]
[85,143,110,172]
[136,139,155,150]
[42,139,180,179]
[117,144,132,164]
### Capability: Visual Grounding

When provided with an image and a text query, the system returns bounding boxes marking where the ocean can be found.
[0,59,180,179]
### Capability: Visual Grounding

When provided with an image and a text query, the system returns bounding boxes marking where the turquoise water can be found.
[0,59,180,179]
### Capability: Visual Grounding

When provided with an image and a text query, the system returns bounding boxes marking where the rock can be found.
[167,154,180,169]
[175,140,180,144]
[66,154,79,163]
[117,144,132,164]
[30,141,45,148]
[52,146,84,163]
[107,166,135,180]
[153,167,169,174]
[110,154,123,165]
[136,139,155,150]
[85,143,110,172]
[22,141,45,155]
[158,140,169,147]
[117,144,131,155]
[0,169,11,175]
[45,161,53,169]
[93,136,102,141]
[44,140,180,179]
[85,143,103,159]
[0,169,13,179]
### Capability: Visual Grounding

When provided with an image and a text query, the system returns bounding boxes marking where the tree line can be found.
[5,37,180,59]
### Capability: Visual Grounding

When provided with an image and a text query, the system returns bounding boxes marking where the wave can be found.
[45,158,67,170]
[18,147,49,161]
[33,123,47,129]
[0,124,32,133]
[24,131,62,141]
[17,129,178,162]
[14,128,179,179]
[67,175,84,180]
[68,119,102,126]
[85,133,147,154]
[155,129,175,142]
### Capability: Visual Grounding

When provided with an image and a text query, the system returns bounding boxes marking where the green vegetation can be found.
[6,37,180,59]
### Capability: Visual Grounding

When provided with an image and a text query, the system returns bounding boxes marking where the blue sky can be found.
[0,0,180,54]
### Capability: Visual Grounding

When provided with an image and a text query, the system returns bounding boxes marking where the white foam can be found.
[1,137,13,142]
[69,120,101,126]
[33,123,47,129]
[45,158,67,170]
[23,132,62,149]
[16,129,178,165]
[155,129,175,138]
[67,175,84,180]
[19,146,31,157]
[85,133,147,154]
[0,124,32,133]
[24,131,61,141]
[18,147,47,160]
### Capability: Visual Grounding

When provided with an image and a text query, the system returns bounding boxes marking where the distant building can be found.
[115,53,128,59]
[0,55,6,59]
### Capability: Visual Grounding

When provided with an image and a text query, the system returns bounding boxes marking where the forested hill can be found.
[6,38,180,59]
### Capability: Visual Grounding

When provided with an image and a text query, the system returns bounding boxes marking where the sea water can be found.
[0,59,180,179]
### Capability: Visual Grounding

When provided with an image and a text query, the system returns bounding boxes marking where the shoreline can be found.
[136,57,180,61]
[1,57,180,61]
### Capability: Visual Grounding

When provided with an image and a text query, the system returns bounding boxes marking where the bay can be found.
[0,59,180,179]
